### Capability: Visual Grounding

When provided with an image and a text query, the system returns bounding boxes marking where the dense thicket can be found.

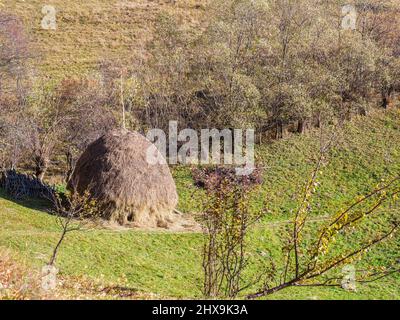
[0,0,400,180]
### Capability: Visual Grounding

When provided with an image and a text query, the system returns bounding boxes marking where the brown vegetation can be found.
[68,129,179,228]
[1,1,400,180]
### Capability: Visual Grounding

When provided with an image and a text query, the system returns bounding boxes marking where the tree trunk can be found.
[315,113,321,129]
[275,121,284,139]
[65,149,75,183]
[34,155,49,182]
[297,120,306,134]
[381,87,393,109]
[49,229,67,266]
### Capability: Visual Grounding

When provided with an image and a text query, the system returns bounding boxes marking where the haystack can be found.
[67,129,178,228]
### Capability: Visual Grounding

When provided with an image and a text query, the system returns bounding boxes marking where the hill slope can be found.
[3,0,207,78]
[1,109,400,299]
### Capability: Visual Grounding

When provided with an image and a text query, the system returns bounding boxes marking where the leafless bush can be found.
[199,167,264,298]
[47,185,100,266]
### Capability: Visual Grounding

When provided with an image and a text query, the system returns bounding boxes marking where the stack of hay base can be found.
[68,129,178,229]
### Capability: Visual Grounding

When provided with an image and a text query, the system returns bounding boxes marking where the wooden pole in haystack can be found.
[120,71,126,130]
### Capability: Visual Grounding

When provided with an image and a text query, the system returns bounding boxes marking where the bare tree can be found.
[196,167,264,298]
[56,77,116,182]
[0,12,31,170]
[26,90,66,181]
[0,12,30,102]
[47,186,99,266]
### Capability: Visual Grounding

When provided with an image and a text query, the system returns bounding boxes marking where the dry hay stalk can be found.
[68,129,178,229]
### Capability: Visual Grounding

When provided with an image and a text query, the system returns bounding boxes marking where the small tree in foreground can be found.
[47,188,99,267]
[41,187,99,291]
[196,167,264,298]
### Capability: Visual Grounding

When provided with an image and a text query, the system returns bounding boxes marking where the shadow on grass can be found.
[0,187,53,213]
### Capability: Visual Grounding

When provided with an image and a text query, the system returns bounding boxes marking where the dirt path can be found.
[265,215,331,227]
[0,214,332,236]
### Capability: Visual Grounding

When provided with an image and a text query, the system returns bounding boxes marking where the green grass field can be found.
[1,0,399,300]
[1,109,399,299]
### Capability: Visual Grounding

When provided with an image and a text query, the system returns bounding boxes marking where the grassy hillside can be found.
[176,109,400,218]
[1,109,400,299]
[3,0,207,79]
